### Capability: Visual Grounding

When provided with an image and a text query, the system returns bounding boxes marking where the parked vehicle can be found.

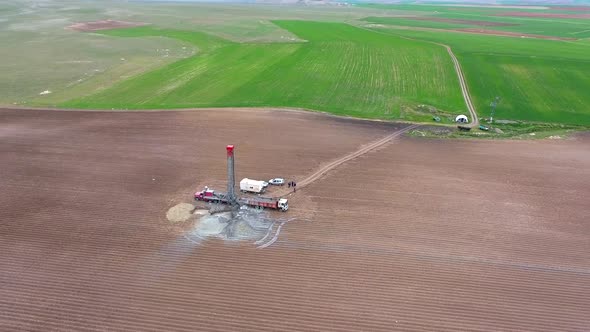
[268,178,285,186]
[240,196,289,212]
[194,187,230,204]
[457,125,471,131]
[194,187,288,211]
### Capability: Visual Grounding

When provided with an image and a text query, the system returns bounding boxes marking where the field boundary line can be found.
[0,106,418,125]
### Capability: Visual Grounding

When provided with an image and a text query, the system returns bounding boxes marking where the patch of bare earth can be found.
[406,16,517,27]
[551,6,590,11]
[455,28,577,40]
[67,20,147,32]
[1,108,589,331]
[496,11,590,19]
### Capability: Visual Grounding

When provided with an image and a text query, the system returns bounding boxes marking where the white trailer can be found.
[240,178,266,194]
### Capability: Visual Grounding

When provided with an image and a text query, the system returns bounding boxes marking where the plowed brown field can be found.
[1,108,589,331]
[496,12,590,19]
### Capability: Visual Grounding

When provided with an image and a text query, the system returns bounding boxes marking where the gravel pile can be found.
[166,203,195,223]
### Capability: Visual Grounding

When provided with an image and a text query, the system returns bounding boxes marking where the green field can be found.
[2,0,590,127]
[0,0,390,107]
[369,27,590,125]
[63,22,465,119]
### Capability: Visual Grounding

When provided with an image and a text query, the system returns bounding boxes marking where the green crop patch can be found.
[64,21,466,119]
[98,26,230,52]
[371,27,590,125]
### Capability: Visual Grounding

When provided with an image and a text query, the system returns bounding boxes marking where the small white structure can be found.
[455,114,469,123]
[240,178,266,194]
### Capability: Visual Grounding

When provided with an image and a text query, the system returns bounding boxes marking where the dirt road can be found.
[360,26,479,126]
[278,124,419,196]
[438,43,479,127]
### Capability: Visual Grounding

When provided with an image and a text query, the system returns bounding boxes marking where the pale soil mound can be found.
[67,20,147,32]
[166,203,195,223]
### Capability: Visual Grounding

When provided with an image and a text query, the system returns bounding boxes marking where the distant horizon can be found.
[131,0,590,4]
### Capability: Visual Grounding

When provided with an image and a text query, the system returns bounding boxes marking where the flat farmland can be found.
[1,1,391,106]
[63,22,465,119]
[361,4,590,38]
[1,108,589,331]
[371,27,590,125]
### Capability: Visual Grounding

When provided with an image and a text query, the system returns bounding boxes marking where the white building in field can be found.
[455,115,469,123]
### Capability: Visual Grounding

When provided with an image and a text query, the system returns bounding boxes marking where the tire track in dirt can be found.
[439,43,479,127]
[252,124,418,248]
[278,124,419,196]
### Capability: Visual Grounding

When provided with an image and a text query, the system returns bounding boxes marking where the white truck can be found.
[240,178,267,194]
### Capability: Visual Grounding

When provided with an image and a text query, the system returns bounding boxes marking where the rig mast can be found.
[226,145,237,205]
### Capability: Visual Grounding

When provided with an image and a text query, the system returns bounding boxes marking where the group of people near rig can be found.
[287,181,297,192]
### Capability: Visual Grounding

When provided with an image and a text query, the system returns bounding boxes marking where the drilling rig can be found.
[194,145,289,212]
[226,145,237,206]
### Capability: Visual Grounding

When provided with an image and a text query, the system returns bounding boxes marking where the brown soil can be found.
[496,11,590,18]
[67,20,147,32]
[408,16,517,27]
[454,28,577,40]
[1,107,589,331]
[551,6,590,11]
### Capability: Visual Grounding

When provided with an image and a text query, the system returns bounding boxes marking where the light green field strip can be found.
[98,26,230,53]
[0,29,192,106]
[371,27,590,125]
[71,43,302,108]
[63,21,466,119]
[31,57,177,105]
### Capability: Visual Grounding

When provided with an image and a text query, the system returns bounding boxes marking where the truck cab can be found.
[278,199,289,212]
[194,187,215,201]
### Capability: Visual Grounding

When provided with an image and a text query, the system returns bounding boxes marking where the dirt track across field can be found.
[277,123,420,196]
[439,43,479,127]
[359,26,479,126]
[1,108,589,331]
